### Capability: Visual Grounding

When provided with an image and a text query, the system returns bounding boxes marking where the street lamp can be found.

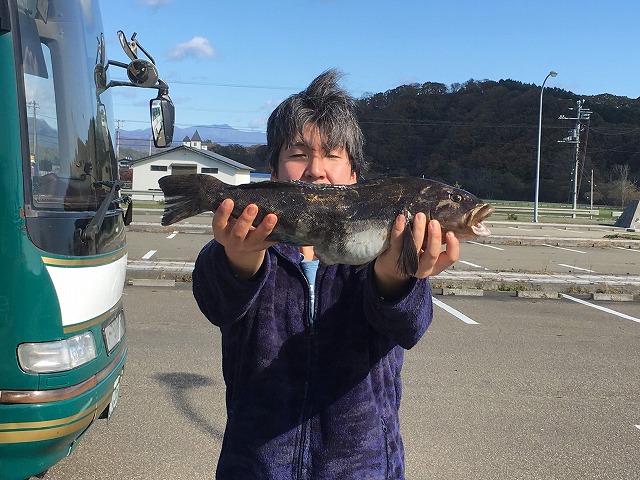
[533,70,558,223]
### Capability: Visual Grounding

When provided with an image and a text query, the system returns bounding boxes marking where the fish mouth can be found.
[467,203,494,236]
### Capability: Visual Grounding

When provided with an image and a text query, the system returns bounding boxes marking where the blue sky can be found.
[100,0,639,134]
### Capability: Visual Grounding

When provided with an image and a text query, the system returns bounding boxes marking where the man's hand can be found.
[373,214,460,299]
[212,199,278,279]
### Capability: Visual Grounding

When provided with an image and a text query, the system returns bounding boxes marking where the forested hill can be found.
[210,79,640,205]
[357,79,640,204]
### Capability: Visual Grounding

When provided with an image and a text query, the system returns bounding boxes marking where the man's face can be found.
[273,125,356,185]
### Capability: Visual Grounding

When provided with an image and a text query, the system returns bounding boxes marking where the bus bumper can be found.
[0,346,126,480]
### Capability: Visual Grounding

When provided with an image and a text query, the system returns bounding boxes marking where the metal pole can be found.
[32,101,38,162]
[533,71,557,222]
[116,119,122,159]
[571,100,582,218]
[590,169,594,210]
[589,169,594,219]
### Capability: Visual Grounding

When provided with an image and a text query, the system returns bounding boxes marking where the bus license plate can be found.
[108,374,121,419]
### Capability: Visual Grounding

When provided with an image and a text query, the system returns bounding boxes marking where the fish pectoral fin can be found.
[396,221,419,277]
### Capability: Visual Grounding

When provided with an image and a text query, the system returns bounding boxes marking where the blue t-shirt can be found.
[299,258,320,319]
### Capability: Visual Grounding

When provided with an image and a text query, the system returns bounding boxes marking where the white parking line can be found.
[542,244,586,254]
[142,250,157,260]
[459,260,488,270]
[558,263,595,273]
[614,246,640,253]
[467,241,505,251]
[167,231,179,239]
[561,294,640,324]
[433,298,479,325]
[635,425,640,431]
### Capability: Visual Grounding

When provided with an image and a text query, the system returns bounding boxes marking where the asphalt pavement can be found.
[44,287,640,479]
[41,212,640,479]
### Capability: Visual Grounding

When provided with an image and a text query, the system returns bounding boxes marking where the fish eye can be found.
[450,193,463,203]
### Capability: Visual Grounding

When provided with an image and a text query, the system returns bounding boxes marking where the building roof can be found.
[131,145,255,171]
[191,130,202,142]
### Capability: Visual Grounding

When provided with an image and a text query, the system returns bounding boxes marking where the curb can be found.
[515,291,559,299]
[125,261,640,298]
[590,293,634,302]
[126,222,640,249]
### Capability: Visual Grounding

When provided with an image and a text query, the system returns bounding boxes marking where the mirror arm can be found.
[156,79,169,95]
[135,42,156,65]
[105,59,129,71]
[103,78,170,94]
[104,79,138,90]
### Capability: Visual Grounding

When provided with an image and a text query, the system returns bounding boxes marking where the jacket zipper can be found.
[381,416,390,479]
[294,263,320,480]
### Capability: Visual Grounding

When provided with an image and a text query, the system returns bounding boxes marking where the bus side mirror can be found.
[127,59,159,88]
[150,94,175,148]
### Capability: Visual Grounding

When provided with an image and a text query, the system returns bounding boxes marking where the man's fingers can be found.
[423,230,460,277]
[412,213,427,250]
[413,221,460,277]
[212,198,234,235]
[422,220,442,261]
[230,203,259,241]
[253,213,278,242]
[388,214,406,251]
[444,231,460,263]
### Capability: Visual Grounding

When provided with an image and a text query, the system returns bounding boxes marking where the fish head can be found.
[413,183,493,241]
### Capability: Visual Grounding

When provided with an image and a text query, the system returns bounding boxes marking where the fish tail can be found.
[158,174,222,226]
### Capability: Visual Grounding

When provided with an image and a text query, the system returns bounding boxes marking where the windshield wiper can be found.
[78,181,132,243]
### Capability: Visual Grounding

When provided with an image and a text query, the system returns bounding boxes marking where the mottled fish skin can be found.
[158,174,493,276]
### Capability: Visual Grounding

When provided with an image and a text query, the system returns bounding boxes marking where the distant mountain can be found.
[27,117,58,148]
[119,124,266,151]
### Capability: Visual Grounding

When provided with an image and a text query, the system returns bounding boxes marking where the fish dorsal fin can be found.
[235,180,299,190]
[235,180,352,191]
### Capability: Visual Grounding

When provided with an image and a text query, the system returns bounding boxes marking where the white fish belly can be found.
[317,226,390,265]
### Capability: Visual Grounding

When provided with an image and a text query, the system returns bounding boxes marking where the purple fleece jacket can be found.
[192,240,433,480]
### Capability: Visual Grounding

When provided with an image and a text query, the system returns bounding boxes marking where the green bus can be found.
[0,1,173,478]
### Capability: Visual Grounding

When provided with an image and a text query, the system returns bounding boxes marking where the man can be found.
[193,69,459,479]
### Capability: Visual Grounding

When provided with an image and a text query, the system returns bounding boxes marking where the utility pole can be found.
[28,101,38,163]
[115,119,124,159]
[558,100,591,218]
[590,169,594,218]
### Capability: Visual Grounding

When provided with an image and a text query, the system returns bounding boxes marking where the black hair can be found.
[266,69,367,177]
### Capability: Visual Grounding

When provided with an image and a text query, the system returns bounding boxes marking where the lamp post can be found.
[533,70,557,223]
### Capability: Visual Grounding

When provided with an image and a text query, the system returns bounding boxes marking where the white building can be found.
[130,144,254,201]
[182,130,206,150]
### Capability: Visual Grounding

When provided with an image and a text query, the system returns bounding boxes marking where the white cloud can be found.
[248,116,269,131]
[139,0,171,7]
[167,37,216,61]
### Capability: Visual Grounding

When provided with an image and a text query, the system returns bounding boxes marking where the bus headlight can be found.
[17,331,97,373]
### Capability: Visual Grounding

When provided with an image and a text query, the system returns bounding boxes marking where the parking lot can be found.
[45,286,639,480]
[42,217,640,479]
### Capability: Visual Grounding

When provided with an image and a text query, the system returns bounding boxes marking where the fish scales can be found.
[158,174,493,276]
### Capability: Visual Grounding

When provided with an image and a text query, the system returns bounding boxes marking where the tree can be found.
[610,164,638,207]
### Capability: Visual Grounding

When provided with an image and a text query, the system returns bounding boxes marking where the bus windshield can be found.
[19,0,117,211]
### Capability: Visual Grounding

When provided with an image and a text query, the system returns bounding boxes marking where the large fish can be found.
[158,174,493,276]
